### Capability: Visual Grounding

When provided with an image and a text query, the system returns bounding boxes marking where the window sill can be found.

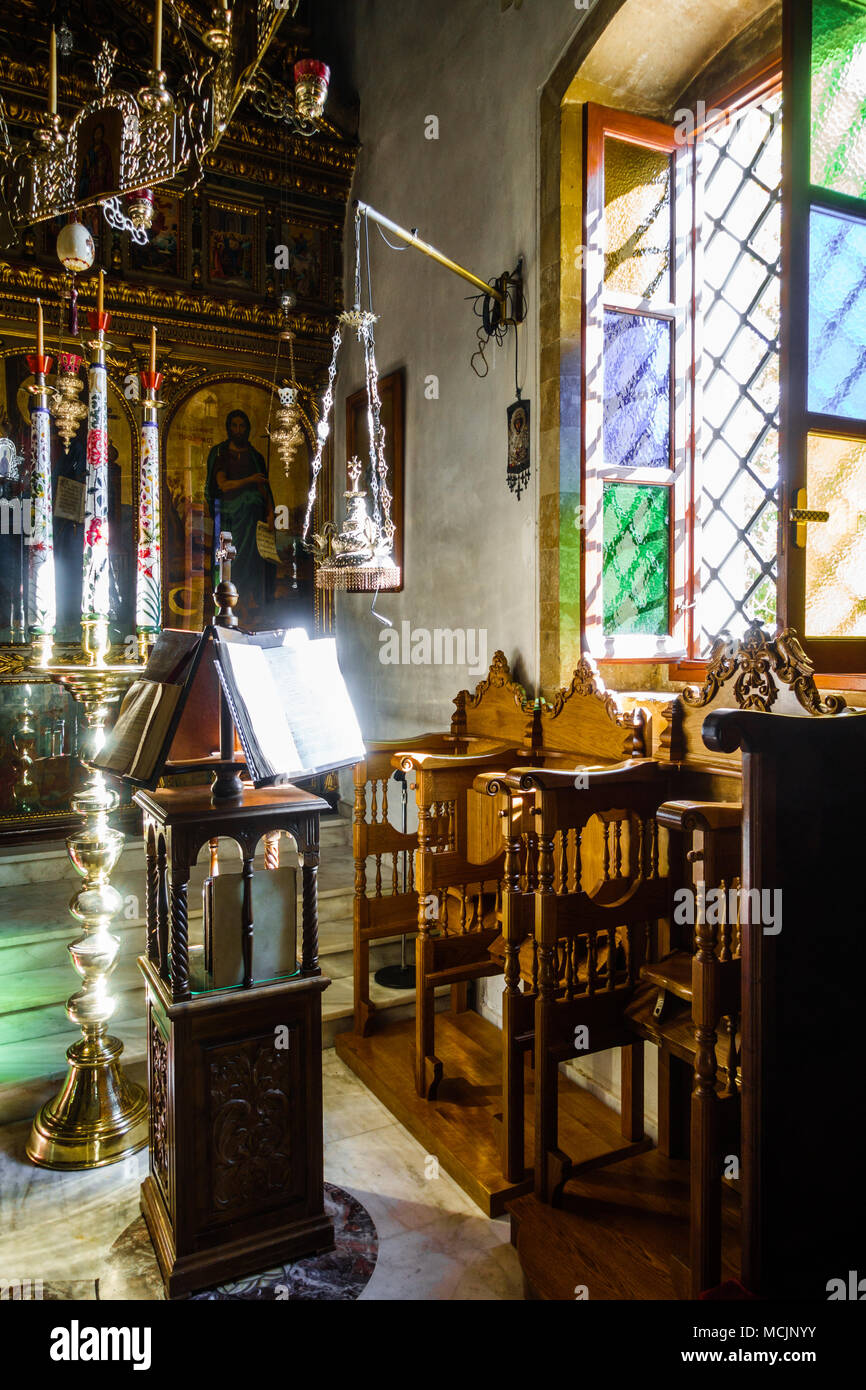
[666,663,866,691]
[600,659,866,692]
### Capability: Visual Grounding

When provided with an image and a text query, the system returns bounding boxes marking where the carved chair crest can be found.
[684,622,845,716]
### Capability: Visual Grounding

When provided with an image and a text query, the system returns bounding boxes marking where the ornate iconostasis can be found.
[0,6,358,836]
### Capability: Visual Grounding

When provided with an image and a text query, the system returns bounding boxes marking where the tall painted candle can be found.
[26,300,55,666]
[137,326,163,653]
[82,270,111,629]
[49,27,57,115]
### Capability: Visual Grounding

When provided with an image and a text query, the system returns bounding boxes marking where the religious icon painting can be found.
[507,396,530,499]
[129,191,185,279]
[161,375,319,634]
[74,108,123,206]
[206,199,260,292]
[278,220,327,304]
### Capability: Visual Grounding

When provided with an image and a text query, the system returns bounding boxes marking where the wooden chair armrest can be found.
[473,769,527,796]
[656,799,742,833]
[363,733,448,754]
[394,741,521,772]
[512,757,661,791]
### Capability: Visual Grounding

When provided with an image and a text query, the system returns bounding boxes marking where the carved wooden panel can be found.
[452,651,534,746]
[540,655,641,761]
[667,622,845,771]
[206,1030,303,1221]
[149,1012,170,1209]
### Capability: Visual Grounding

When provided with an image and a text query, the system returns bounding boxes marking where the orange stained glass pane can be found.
[603,136,672,302]
[805,433,866,637]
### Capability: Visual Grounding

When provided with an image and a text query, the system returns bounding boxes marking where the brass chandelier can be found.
[0,1,327,243]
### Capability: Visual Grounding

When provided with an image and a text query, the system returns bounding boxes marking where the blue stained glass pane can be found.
[603,310,671,468]
[808,206,866,419]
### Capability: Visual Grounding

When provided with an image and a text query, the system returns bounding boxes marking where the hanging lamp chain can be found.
[301,206,396,560]
[301,324,341,541]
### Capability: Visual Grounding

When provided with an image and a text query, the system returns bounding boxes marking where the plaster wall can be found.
[315,0,588,740]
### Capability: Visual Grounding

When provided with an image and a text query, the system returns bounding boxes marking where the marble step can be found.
[0,843,357,956]
[0,892,377,1034]
[0,881,357,957]
[0,936,438,1126]
[0,811,353,889]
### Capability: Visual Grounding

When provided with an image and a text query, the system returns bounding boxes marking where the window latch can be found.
[789,488,830,549]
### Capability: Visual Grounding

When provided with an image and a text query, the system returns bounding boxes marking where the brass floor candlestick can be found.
[27,636,148,1170]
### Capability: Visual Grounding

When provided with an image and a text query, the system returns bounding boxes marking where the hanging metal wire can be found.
[303,208,400,592]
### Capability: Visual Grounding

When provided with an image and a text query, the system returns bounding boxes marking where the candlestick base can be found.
[27,1034,149,1171]
[30,112,65,150]
[82,616,110,667]
[138,69,174,113]
[26,657,148,1170]
[30,632,54,669]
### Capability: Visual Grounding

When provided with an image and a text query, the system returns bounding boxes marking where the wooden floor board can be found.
[335,1011,643,1216]
[510,1150,741,1300]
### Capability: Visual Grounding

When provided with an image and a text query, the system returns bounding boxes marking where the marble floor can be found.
[0,817,434,1128]
[0,1048,524,1302]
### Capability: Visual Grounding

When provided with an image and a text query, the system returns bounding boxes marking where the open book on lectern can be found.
[92,625,365,789]
[211,627,365,785]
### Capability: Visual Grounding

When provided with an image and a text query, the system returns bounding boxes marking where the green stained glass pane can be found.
[604,137,672,301]
[811,0,866,198]
[602,483,669,636]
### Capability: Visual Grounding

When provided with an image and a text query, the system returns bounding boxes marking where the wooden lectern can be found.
[135,781,334,1299]
[102,538,337,1297]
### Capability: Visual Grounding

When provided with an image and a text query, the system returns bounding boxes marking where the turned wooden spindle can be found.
[353,781,367,902]
[156,835,169,982]
[301,846,320,976]
[169,877,190,1003]
[145,826,159,964]
[241,851,254,988]
[690,880,722,1297]
[264,831,280,871]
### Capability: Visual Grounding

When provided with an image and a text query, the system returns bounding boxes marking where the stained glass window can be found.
[603,137,672,301]
[805,433,866,636]
[603,310,671,469]
[602,483,669,636]
[811,0,866,199]
[808,206,866,419]
[699,93,782,650]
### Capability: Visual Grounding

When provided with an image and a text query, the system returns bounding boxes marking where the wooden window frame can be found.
[581,103,692,662]
[584,27,866,681]
[780,0,866,674]
[583,56,795,679]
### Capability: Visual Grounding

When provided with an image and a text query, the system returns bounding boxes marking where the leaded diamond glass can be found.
[698,93,781,652]
[808,206,866,419]
[604,137,672,302]
[811,0,866,199]
[603,310,671,468]
[603,483,669,635]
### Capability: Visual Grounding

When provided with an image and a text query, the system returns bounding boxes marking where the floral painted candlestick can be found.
[82,272,111,665]
[26,301,56,668]
[136,342,163,662]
